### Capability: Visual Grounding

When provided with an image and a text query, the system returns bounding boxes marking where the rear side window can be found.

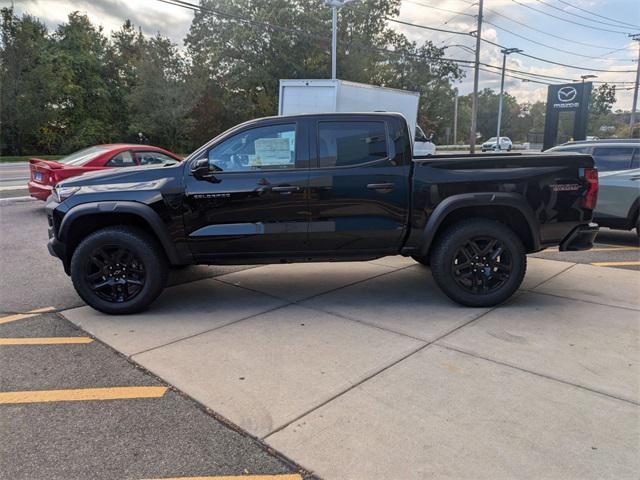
[592,147,634,171]
[136,151,178,165]
[557,147,588,154]
[318,121,388,167]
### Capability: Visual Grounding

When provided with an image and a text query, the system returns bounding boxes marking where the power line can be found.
[480,37,637,73]
[552,0,640,29]
[483,6,629,51]
[509,0,632,35]
[393,14,638,73]
[385,17,472,36]
[483,19,635,61]
[460,63,553,85]
[531,0,638,30]
[402,0,474,19]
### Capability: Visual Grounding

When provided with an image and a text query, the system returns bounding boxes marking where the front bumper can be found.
[559,223,599,251]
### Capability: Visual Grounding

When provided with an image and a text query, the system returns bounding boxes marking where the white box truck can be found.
[278,79,436,155]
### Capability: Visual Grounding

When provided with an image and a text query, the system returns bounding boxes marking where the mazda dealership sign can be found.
[543,82,592,150]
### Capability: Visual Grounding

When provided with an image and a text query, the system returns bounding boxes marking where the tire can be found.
[70,226,168,314]
[411,255,430,267]
[430,219,526,307]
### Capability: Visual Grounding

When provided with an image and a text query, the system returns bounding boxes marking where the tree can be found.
[0,8,57,155]
[128,35,199,151]
[53,12,121,152]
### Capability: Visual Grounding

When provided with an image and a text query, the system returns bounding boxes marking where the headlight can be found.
[53,185,80,203]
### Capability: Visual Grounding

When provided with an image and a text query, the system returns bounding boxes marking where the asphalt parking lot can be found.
[1,197,639,479]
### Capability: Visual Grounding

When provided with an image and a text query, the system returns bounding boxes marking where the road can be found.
[0,162,30,199]
[0,198,311,480]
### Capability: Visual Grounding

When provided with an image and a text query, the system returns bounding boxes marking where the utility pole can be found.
[629,34,640,135]
[453,95,459,145]
[496,48,522,151]
[469,0,484,153]
[325,0,355,80]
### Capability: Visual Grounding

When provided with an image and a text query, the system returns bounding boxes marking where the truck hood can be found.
[58,162,185,188]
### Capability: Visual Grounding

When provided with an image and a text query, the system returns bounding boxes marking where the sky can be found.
[3,0,639,110]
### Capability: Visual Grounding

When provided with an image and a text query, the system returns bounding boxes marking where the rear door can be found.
[307,115,411,253]
[595,146,639,220]
[183,119,311,258]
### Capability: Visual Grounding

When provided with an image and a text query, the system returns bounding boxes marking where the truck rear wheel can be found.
[430,219,526,307]
[70,226,168,314]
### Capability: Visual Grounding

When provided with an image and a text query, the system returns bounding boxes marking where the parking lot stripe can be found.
[0,337,94,345]
[544,246,640,253]
[151,475,303,480]
[0,306,56,325]
[591,261,640,267]
[0,386,168,404]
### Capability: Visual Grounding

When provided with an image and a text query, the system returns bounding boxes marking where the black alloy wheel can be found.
[451,237,512,294]
[430,219,526,307]
[85,245,145,303]
[71,226,168,314]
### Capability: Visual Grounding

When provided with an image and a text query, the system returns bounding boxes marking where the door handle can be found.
[272,185,302,193]
[367,182,395,191]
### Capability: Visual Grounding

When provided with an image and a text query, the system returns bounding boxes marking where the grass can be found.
[0,155,64,163]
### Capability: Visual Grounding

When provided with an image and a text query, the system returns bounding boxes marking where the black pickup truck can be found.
[45,113,599,314]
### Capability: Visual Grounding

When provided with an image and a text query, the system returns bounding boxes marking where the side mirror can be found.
[191,158,219,182]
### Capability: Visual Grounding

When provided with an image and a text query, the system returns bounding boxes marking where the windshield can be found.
[487,137,497,142]
[59,146,109,166]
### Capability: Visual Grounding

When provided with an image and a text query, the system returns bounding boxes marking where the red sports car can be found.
[28,144,182,200]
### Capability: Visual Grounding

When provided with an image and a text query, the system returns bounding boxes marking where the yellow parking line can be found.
[591,261,640,267]
[0,306,56,325]
[0,386,168,404]
[544,246,640,253]
[0,337,94,345]
[151,476,303,480]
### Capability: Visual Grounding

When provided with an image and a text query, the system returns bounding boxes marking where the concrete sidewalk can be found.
[62,257,640,479]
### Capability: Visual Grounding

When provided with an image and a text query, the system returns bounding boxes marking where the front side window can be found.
[592,147,634,172]
[107,151,136,167]
[207,124,296,172]
[318,121,388,167]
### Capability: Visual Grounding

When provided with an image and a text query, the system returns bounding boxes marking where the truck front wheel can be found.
[70,226,168,314]
[430,219,526,307]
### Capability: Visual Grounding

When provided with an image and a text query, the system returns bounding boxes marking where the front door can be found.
[183,120,310,260]
[307,116,410,254]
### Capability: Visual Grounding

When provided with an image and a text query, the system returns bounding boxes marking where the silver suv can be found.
[548,140,640,237]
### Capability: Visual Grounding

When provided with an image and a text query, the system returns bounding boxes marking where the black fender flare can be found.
[415,192,541,257]
[58,201,185,265]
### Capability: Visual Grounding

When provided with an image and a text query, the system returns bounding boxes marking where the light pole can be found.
[325,0,355,80]
[496,47,522,151]
[581,74,597,83]
[629,34,640,134]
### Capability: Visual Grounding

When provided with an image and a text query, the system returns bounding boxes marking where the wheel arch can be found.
[415,192,541,257]
[58,201,187,270]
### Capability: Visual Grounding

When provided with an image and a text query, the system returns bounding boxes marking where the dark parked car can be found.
[548,140,639,236]
[45,113,598,314]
